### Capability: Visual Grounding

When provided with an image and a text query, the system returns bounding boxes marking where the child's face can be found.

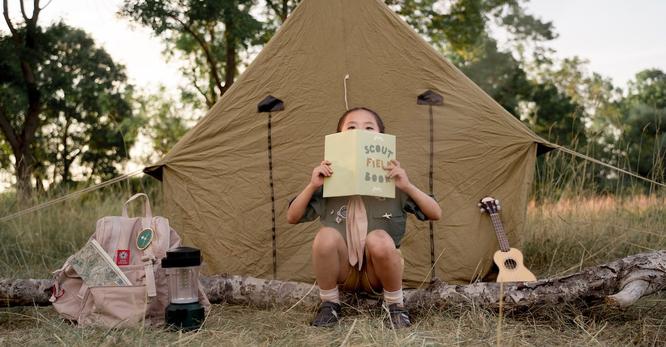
[340,110,380,133]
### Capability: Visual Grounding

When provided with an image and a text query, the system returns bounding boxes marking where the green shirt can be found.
[292,187,428,247]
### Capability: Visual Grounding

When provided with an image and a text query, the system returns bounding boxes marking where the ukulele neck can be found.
[489,212,510,252]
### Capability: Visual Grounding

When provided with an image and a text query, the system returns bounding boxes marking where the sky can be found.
[528,0,666,87]
[5,0,663,92]
[1,0,665,191]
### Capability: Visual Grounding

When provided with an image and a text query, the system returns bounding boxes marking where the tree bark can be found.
[2,0,42,201]
[2,251,664,310]
[222,14,236,96]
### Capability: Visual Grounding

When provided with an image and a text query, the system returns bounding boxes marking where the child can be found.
[287,107,441,328]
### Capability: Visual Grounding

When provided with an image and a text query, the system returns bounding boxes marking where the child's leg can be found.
[312,227,351,302]
[365,229,403,303]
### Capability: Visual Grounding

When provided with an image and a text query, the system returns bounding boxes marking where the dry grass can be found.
[1,183,665,345]
[524,194,666,278]
[1,299,665,345]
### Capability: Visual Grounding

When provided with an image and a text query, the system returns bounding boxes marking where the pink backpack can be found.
[50,193,210,327]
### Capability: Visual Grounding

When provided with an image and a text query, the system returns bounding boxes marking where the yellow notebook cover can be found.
[323,130,396,198]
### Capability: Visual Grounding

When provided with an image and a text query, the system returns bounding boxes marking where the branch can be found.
[30,0,40,24]
[3,251,665,309]
[222,16,236,95]
[2,0,19,37]
[265,0,281,19]
[189,65,214,107]
[19,0,28,22]
[168,14,224,97]
[39,0,52,11]
[281,0,289,22]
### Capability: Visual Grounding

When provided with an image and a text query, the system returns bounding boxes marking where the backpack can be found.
[50,193,210,327]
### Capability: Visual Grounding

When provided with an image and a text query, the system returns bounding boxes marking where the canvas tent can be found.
[145,0,554,286]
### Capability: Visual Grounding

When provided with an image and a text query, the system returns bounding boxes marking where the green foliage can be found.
[459,39,530,115]
[386,0,554,60]
[120,0,265,107]
[526,82,586,146]
[0,22,138,186]
[135,89,190,159]
[617,69,666,181]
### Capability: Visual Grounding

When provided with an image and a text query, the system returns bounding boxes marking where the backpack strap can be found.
[122,193,159,297]
[142,251,158,297]
[141,216,172,298]
[122,193,153,231]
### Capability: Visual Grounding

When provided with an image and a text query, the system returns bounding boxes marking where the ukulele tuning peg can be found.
[480,208,486,213]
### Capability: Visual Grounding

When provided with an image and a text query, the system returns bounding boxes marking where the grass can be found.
[1,177,665,345]
[2,298,665,345]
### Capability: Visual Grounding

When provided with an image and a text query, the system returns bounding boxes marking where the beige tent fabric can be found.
[146,0,553,286]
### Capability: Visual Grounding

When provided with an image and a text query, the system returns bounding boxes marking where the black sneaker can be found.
[311,301,341,327]
[385,303,411,329]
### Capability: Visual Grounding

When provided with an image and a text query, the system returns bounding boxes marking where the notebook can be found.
[323,129,396,198]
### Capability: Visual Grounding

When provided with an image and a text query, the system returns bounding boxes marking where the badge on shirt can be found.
[115,249,130,266]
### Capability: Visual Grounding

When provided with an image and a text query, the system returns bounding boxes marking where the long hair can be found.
[336,107,385,133]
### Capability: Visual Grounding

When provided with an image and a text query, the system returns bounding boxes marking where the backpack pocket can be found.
[78,285,148,328]
[51,265,85,321]
[119,265,147,285]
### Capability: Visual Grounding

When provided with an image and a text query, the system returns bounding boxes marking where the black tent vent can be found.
[258,96,285,113]
[417,90,443,106]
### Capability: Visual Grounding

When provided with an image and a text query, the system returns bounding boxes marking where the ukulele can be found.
[478,197,537,283]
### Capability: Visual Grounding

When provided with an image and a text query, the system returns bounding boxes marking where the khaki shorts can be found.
[341,249,404,296]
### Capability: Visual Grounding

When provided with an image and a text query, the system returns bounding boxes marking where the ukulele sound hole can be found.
[504,259,517,269]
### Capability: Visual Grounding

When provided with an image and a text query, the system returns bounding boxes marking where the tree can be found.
[263,0,300,23]
[39,24,138,185]
[1,0,43,199]
[617,69,666,181]
[136,88,190,161]
[386,0,554,60]
[120,0,265,109]
[1,1,138,196]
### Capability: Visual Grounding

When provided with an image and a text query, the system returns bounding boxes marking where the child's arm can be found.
[287,160,332,224]
[385,160,442,220]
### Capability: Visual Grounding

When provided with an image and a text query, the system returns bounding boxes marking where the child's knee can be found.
[313,227,342,253]
[366,230,396,260]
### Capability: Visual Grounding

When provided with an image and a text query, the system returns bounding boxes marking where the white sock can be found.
[319,287,340,304]
[383,288,404,306]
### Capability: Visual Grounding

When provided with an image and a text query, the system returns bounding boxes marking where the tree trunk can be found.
[15,149,35,203]
[2,251,664,310]
[2,0,42,203]
[222,15,236,96]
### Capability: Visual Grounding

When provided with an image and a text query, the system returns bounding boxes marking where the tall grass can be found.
[0,151,664,345]
[0,177,161,278]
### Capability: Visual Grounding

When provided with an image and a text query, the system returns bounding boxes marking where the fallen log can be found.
[2,250,664,310]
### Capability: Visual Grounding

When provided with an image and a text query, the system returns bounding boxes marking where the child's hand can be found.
[385,160,411,190]
[311,160,333,188]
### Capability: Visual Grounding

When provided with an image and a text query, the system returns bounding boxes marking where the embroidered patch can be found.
[116,249,130,266]
[136,228,154,250]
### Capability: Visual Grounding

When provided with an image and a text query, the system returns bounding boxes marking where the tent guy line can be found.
[555,146,666,188]
[0,168,144,223]
[0,146,662,224]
